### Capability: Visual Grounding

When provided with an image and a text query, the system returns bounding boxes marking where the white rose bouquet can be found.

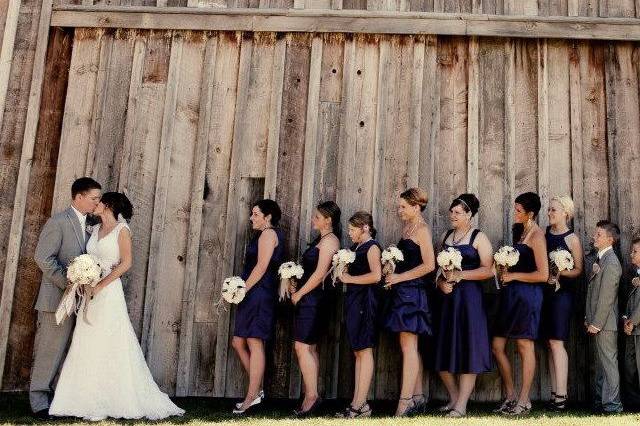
[215,276,247,313]
[278,261,304,301]
[494,246,520,288]
[549,249,574,292]
[436,247,463,283]
[381,246,404,278]
[55,254,102,325]
[330,249,356,286]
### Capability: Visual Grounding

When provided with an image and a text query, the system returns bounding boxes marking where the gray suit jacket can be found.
[625,281,640,334]
[34,207,89,312]
[586,249,622,332]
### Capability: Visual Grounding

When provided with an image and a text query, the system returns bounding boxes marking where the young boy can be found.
[585,220,623,413]
[623,238,640,408]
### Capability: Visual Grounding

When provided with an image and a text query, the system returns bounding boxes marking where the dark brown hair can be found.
[400,188,428,212]
[349,211,377,238]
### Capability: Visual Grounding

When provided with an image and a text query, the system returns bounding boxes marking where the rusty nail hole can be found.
[296,78,301,83]
[357,69,362,75]
[287,118,293,123]
[332,68,337,74]
[359,121,365,127]
[177,255,184,262]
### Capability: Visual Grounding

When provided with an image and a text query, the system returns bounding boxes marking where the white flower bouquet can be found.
[381,245,404,277]
[493,246,520,288]
[278,261,304,301]
[330,249,356,286]
[221,276,246,304]
[55,254,102,325]
[549,249,574,291]
[436,247,463,283]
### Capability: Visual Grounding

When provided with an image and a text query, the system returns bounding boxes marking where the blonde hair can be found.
[550,195,575,220]
[400,188,428,212]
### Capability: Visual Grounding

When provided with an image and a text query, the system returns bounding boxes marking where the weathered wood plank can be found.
[266,32,312,399]
[0,0,54,387]
[2,26,72,391]
[0,0,23,135]
[192,31,240,396]
[118,30,171,337]
[142,32,205,394]
[50,8,640,41]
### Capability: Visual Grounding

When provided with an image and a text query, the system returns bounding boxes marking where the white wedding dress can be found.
[49,222,185,421]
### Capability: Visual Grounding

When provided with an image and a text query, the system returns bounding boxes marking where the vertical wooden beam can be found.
[175,34,217,397]
[264,37,286,199]
[503,39,516,246]
[0,0,22,135]
[0,0,54,386]
[407,36,424,187]
[537,39,549,228]
[467,36,479,199]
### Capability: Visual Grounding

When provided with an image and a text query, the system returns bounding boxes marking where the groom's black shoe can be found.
[34,409,53,420]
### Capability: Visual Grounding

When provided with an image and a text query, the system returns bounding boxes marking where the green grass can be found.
[2,393,640,425]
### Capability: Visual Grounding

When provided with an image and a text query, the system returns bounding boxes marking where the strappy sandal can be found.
[395,396,416,417]
[506,403,532,416]
[437,403,454,413]
[341,402,372,418]
[493,398,516,413]
[412,394,427,414]
[446,409,466,418]
[551,394,567,411]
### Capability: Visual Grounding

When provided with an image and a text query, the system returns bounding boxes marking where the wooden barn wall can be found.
[52,0,640,16]
[2,23,639,403]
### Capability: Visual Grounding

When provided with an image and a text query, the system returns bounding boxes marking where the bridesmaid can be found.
[540,196,583,410]
[434,194,494,418]
[384,188,435,417]
[337,212,382,418]
[492,192,549,416]
[291,201,341,417]
[231,199,284,415]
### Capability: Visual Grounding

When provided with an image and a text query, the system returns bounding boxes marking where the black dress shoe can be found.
[34,409,53,420]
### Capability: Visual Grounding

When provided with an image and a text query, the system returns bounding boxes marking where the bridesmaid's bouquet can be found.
[55,254,102,325]
[381,245,404,277]
[548,249,574,292]
[436,247,463,283]
[493,246,520,289]
[330,249,356,286]
[215,276,246,313]
[278,261,304,301]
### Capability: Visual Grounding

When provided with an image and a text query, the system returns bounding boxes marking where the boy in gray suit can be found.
[585,220,623,413]
[30,177,101,417]
[623,237,640,408]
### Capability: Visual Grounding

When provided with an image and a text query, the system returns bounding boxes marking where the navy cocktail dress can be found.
[434,230,492,374]
[293,243,330,344]
[345,240,382,351]
[384,238,432,335]
[539,228,576,341]
[494,243,543,339]
[234,229,284,340]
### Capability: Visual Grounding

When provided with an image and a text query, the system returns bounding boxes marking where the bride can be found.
[49,192,184,421]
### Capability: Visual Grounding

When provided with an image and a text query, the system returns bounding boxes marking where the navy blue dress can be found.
[539,228,576,341]
[345,240,382,351]
[434,230,492,374]
[494,243,544,339]
[384,238,432,335]
[294,242,330,344]
[234,229,284,340]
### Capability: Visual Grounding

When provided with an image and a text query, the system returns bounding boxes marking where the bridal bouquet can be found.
[493,246,520,288]
[278,261,304,301]
[329,249,356,286]
[55,254,102,325]
[215,276,246,313]
[549,249,574,292]
[436,247,463,282]
[381,246,404,277]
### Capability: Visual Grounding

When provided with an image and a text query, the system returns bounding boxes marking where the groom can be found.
[30,177,101,417]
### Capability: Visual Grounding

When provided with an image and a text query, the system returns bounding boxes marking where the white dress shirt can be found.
[597,245,612,260]
[71,205,87,243]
